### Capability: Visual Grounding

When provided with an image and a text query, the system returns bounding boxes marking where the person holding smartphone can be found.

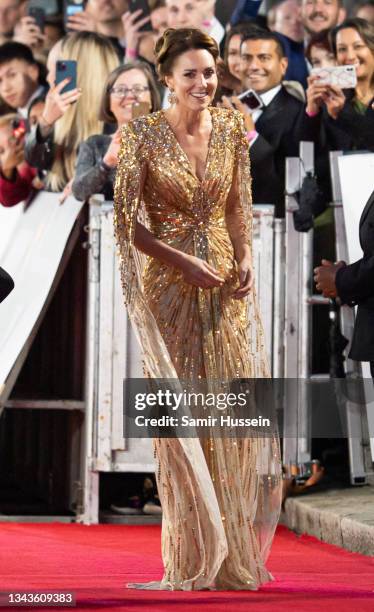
[306,18,374,152]
[72,62,160,202]
[13,11,46,51]
[0,113,39,207]
[24,32,119,196]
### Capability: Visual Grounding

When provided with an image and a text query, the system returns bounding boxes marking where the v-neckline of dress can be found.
[161,107,215,184]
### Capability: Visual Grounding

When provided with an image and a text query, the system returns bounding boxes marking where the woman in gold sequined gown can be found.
[114,28,282,591]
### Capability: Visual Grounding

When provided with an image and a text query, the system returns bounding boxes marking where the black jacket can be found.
[306,93,374,154]
[336,190,374,362]
[0,266,14,303]
[250,87,315,217]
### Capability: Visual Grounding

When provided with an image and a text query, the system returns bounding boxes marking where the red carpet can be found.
[0,523,373,611]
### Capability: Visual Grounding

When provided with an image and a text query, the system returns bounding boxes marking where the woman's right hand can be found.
[102,129,122,168]
[40,79,82,130]
[306,74,328,116]
[180,254,225,289]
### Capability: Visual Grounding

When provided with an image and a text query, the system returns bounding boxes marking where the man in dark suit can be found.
[0,266,14,303]
[222,30,314,217]
[314,190,374,377]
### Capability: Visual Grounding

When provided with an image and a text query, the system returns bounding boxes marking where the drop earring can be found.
[168,89,177,105]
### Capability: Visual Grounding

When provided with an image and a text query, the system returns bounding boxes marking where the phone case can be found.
[311,65,357,89]
[28,8,45,31]
[56,60,77,94]
[131,101,151,119]
[64,0,85,21]
[238,89,263,111]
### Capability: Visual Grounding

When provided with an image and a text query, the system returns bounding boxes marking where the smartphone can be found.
[237,88,263,112]
[27,6,45,33]
[64,0,85,26]
[129,0,153,32]
[311,65,357,89]
[131,101,151,119]
[56,60,77,93]
[11,117,28,141]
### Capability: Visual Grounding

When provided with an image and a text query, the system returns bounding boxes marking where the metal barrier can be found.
[282,142,314,468]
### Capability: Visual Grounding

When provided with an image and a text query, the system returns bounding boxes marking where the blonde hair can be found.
[0,113,18,130]
[47,32,120,192]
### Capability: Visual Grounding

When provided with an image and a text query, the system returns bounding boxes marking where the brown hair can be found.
[331,17,374,56]
[0,113,18,130]
[99,62,161,124]
[155,28,219,85]
[305,31,333,64]
[149,0,166,10]
[241,28,286,59]
[223,23,259,66]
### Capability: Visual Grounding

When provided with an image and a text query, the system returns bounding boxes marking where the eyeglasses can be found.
[109,85,150,99]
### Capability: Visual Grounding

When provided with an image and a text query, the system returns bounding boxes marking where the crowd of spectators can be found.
[0,0,373,216]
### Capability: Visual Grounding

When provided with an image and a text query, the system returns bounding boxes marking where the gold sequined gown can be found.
[114,107,282,591]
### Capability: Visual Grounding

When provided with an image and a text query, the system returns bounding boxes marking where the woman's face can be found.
[227,34,242,80]
[165,49,218,112]
[310,44,336,68]
[109,68,152,126]
[336,27,374,82]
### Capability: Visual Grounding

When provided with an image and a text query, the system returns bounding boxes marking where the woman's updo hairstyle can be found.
[155,28,219,85]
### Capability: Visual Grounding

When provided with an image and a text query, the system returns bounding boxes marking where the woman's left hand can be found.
[233,257,254,299]
[322,85,345,120]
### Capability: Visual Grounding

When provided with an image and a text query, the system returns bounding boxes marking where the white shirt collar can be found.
[259,84,282,107]
[251,84,282,125]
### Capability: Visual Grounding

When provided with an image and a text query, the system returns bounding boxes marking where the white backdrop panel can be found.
[0,192,84,391]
